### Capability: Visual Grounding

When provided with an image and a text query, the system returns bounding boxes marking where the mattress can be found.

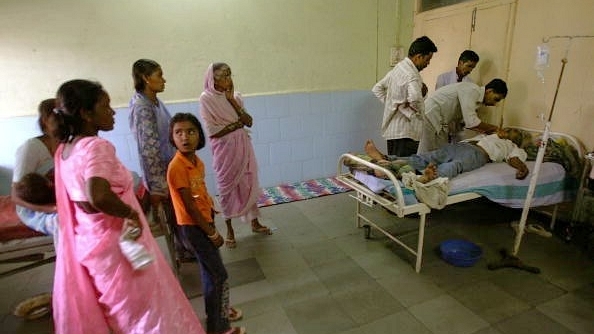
[0,195,44,242]
[379,161,575,208]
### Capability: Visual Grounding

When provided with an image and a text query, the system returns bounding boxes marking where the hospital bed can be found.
[0,183,178,279]
[336,127,584,273]
[0,195,54,279]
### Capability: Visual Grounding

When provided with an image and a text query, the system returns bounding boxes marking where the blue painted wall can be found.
[0,90,384,195]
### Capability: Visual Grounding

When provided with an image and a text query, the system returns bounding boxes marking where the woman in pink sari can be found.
[199,63,271,248]
[52,79,205,334]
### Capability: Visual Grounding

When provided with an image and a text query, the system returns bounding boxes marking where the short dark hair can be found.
[132,59,161,92]
[485,78,508,97]
[408,36,438,57]
[54,79,105,143]
[169,113,206,150]
[37,98,56,134]
[459,50,479,63]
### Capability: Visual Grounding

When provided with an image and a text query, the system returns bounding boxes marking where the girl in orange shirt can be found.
[167,113,245,334]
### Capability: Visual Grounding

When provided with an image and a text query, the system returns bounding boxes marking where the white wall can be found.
[0,91,386,195]
[505,0,594,150]
[0,0,414,194]
[0,0,406,117]
[412,0,593,150]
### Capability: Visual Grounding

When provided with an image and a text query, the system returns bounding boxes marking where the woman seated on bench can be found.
[11,98,59,237]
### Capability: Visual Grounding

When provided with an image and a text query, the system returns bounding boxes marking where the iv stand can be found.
[512,34,594,257]
[512,58,567,256]
[488,34,594,273]
[487,57,567,275]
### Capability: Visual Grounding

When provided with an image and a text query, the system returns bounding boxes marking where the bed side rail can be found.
[336,153,431,216]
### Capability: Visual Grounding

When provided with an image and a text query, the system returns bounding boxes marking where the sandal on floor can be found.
[251,226,272,235]
[526,224,552,238]
[228,307,243,321]
[225,238,237,248]
[14,293,52,320]
[510,222,552,238]
[224,327,246,334]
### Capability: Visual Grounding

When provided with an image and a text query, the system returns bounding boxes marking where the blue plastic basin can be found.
[439,239,482,267]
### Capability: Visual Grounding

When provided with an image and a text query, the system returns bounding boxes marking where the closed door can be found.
[415,0,516,126]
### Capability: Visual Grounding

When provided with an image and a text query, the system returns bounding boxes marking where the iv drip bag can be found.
[535,43,550,81]
[535,44,550,69]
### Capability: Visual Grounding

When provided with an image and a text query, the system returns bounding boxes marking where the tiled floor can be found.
[1,193,593,334]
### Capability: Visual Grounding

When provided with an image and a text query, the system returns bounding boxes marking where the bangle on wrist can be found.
[207,230,220,240]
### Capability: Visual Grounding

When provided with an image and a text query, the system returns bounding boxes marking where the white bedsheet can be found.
[378,161,574,208]
[449,161,572,208]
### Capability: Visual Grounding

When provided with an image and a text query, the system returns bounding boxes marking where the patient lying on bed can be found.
[352,128,530,181]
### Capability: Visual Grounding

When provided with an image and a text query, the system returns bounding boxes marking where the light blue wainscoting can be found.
[0,90,384,195]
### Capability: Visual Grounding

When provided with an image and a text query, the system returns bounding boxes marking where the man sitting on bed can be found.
[361,127,529,182]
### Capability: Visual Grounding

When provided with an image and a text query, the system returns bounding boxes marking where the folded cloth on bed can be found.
[350,172,419,206]
[345,154,415,179]
[401,172,450,209]
[354,170,386,193]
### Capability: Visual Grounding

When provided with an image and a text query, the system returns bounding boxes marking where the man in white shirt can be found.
[372,36,438,156]
[418,79,507,154]
[434,50,480,143]
[435,50,480,90]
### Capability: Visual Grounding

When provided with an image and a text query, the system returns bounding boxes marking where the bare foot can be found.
[373,169,387,178]
[417,162,438,183]
[365,140,386,161]
[372,160,393,178]
[225,219,237,248]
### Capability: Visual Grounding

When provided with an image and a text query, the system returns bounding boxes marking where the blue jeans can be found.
[179,225,230,333]
[389,143,490,179]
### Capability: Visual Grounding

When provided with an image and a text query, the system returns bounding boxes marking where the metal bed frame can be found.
[335,127,584,273]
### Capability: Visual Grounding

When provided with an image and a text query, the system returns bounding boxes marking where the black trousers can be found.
[387,138,419,157]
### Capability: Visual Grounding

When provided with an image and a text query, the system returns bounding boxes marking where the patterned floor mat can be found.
[257,176,352,207]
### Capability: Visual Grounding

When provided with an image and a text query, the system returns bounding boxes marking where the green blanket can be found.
[520,131,582,179]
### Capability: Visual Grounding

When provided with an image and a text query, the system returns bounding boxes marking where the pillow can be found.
[521,131,582,179]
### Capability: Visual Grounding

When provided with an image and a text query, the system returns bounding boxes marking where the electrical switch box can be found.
[390,46,403,66]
